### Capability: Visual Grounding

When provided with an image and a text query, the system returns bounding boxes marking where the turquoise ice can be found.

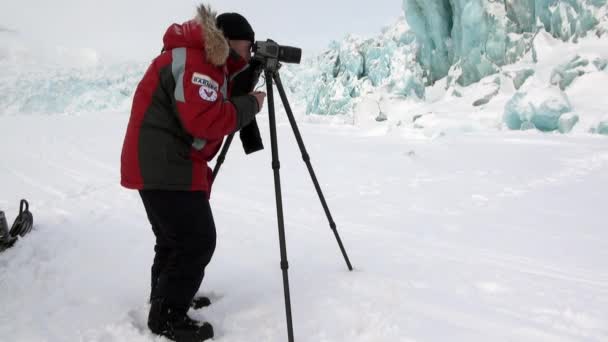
[402,0,607,85]
[0,63,143,115]
[503,87,573,132]
[289,25,425,115]
[550,54,608,89]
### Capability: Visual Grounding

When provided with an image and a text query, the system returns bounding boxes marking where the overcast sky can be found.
[1,0,404,60]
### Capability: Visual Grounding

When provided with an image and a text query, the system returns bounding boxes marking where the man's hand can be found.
[250,91,266,112]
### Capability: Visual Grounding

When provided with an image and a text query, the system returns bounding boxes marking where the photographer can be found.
[120,4,264,341]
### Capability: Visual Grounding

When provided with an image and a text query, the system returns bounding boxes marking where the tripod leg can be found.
[265,70,296,342]
[273,73,354,272]
[212,133,235,182]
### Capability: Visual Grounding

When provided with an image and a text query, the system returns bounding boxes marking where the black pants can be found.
[139,190,216,316]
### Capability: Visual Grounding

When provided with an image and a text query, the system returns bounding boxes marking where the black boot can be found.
[191,296,211,310]
[149,299,214,342]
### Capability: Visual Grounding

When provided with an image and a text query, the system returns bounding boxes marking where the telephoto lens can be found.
[276,45,301,64]
[253,40,302,64]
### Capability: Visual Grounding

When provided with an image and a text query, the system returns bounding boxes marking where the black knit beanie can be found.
[216,13,255,44]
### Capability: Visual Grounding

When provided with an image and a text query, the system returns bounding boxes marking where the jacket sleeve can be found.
[230,59,265,154]
[170,48,259,141]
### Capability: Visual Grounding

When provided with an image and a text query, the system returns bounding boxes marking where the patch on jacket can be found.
[192,73,219,102]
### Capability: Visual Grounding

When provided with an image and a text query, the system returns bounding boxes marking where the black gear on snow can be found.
[149,298,214,342]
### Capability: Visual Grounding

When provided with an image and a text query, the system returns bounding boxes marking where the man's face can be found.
[228,40,252,63]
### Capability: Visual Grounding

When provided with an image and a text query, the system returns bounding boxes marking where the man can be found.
[120,5,265,341]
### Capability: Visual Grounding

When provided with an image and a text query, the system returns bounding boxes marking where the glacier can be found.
[1,1,607,136]
[0,63,143,115]
[0,33,144,115]
[288,0,607,117]
[285,0,608,135]
[403,0,607,86]
[285,20,425,115]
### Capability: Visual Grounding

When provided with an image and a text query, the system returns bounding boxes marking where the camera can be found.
[253,40,302,66]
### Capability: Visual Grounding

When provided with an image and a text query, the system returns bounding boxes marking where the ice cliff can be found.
[404,0,607,86]
[2,1,607,135]
[287,0,608,135]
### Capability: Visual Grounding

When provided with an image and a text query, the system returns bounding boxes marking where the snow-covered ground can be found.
[1,109,607,341]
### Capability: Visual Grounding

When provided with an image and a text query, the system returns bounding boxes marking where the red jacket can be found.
[121,8,258,194]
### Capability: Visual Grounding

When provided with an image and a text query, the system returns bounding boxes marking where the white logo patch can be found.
[199,85,218,102]
[192,73,219,102]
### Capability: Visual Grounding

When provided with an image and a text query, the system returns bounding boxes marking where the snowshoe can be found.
[0,200,34,253]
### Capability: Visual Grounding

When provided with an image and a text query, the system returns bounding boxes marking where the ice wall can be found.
[291,0,607,116]
[0,64,143,115]
[403,0,608,86]
[0,34,146,115]
[286,18,426,115]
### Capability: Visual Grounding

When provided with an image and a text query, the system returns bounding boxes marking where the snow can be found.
[1,110,608,341]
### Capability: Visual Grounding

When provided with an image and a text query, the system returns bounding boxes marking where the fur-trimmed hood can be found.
[162,5,229,66]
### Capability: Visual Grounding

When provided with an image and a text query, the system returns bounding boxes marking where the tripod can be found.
[213,63,353,342]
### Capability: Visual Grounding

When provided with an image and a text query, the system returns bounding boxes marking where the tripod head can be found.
[252,39,302,73]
